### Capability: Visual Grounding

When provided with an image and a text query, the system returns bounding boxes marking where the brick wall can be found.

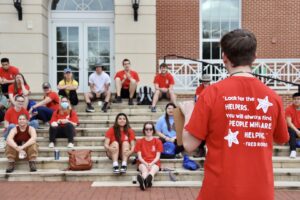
[156,0,199,68]
[157,0,300,63]
[242,0,300,58]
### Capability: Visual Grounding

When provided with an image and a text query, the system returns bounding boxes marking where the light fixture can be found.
[132,0,140,21]
[13,0,22,21]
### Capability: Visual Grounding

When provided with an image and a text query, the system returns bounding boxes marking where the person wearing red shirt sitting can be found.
[135,122,163,190]
[8,73,30,108]
[183,29,289,200]
[104,113,136,174]
[285,92,300,158]
[114,59,140,105]
[29,82,60,123]
[195,74,211,102]
[3,95,39,140]
[5,114,38,173]
[0,58,19,96]
[48,96,79,148]
[151,63,176,112]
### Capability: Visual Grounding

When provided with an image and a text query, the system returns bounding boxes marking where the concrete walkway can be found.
[0,182,299,200]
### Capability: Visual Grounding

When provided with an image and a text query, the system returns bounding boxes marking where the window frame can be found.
[200,0,242,60]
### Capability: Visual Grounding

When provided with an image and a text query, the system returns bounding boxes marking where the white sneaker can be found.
[67,143,74,148]
[0,137,6,149]
[48,142,55,148]
[290,150,297,158]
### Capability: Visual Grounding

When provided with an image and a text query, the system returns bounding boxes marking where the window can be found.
[201,0,241,59]
[51,0,113,11]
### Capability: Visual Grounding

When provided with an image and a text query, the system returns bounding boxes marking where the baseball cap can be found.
[200,74,211,82]
[64,67,72,73]
[42,82,51,89]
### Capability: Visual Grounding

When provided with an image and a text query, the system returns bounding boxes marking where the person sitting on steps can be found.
[104,113,136,174]
[5,114,38,173]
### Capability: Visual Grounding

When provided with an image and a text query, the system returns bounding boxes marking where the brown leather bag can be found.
[68,150,92,171]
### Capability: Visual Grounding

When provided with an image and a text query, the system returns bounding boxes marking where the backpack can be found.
[67,150,92,171]
[182,154,199,171]
[161,141,176,159]
[137,86,153,105]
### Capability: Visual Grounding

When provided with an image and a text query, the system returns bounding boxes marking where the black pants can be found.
[58,90,78,106]
[0,108,5,122]
[1,83,9,98]
[49,123,75,143]
[159,138,184,159]
[288,127,299,151]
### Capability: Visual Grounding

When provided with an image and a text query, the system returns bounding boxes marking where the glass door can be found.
[84,23,113,91]
[53,23,83,91]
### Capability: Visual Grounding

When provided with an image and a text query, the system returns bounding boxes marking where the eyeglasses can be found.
[145,128,153,131]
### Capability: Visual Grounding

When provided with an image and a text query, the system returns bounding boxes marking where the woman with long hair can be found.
[8,73,30,108]
[135,122,163,190]
[104,113,136,174]
[48,96,78,148]
[156,103,184,158]
[5,114,38,173]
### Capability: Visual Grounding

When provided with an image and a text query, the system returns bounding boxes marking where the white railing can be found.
[159,59,300,91]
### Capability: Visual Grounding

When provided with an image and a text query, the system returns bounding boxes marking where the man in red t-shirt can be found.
[285,92,300,158]
[151,63,176,112]
[195,74,211,102]
[183,29,289,200]
[3,95,39,139]
[0,58,20,96]
[29,82,59,123]
[114,59,140,105]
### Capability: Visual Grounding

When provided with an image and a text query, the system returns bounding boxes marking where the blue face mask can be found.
[61,102,69,109]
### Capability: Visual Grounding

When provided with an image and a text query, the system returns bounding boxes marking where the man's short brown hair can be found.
[220,29,257,67]
[122,58,130,65]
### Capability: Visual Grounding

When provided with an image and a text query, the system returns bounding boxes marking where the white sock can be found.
[122,161,127,166]
[113,161,118,167]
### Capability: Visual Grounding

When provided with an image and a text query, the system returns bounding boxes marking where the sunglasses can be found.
[145,128,153,131]
[43,87,49,90]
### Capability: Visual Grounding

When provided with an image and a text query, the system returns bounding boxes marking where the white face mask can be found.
[61,102,69,109]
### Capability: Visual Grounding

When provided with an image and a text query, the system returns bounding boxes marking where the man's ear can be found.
[222,52,228,65]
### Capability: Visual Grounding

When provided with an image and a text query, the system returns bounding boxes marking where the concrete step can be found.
[91,180,300,189]
[1,168,300,182]
[0,157,204,171]
[0,156,298,171]
[76,112,162,120]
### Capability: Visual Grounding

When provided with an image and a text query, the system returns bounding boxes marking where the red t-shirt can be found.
[153,73,175,88]
[114,70,140,89]
[134,137,163,167]
[285,104,300,128]
[50,110,79,125]
[5,107,30,124]
[195,84,205,96]
[0,66,19,80]
[44,91,60,111]
[105,127,136,144]
[185,76,289,200]
[8,84,30,96]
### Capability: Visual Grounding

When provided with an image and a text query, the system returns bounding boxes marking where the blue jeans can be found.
[3,120,39,139]
[31,106,54,123]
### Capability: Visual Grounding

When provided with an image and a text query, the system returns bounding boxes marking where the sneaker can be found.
[151,107,156,113]
[6,162,15,173]
[0,137,6,149]
[86,104,95,113]
[120,165,127,173]
[67,143,74,148]
[29,161,37,172]
[128,98,134,105]
[145,174,153,188]
[101,103,108,113]
[113,166,120,174]
[113,96,122,103]
[290,150,297,158]
[48,142,55,148]
[137,174,145,191]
